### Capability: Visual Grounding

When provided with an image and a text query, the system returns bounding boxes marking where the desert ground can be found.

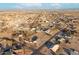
[0,10,79,55]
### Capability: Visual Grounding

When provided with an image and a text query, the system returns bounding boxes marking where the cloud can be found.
[20,3,42,7]
[15,3,42,9]
[51,3,62,9]
[14,3,62,9]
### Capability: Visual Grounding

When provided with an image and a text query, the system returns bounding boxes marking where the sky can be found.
[0,3,79,10]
